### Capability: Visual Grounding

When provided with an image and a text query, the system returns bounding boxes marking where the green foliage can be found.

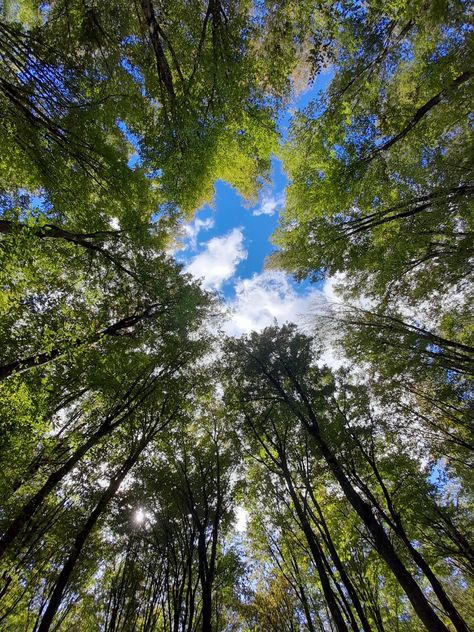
[273,0,473,311]
[0,1,473,630]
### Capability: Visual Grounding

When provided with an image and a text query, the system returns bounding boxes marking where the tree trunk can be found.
[0,219,134,278]
[273,363,451,632]
[362,71,472,163]
[37,438,149,631]
[282,464,349,632]
[311,429,450,632]
[309,490,373,632]
[368,464,469,632]
[0,425,111,558]
[0,373,154,557]
[0,303,162,381]
[140,0,177,113]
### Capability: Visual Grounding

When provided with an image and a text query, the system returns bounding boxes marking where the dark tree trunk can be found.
[361,71,472,163]
[267,362,452,632]
[0,219,135,278]
[363,456,470,632]
[312,430,450,632]
[0,303,162,381]
[0,425,111,558]
[281,464,349,632]
[0,373,154,557]
[339,185,474,236]
[308,489,373,632]
[140,0,177,114]
[37,437,149,632]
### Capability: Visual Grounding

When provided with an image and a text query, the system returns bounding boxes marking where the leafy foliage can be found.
[0,1,473,631]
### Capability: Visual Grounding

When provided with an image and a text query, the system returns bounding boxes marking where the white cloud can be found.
[222,270,326,336]
[321,273,344,305]
[218,270,349,371]
[316,274,354,370]
[252,192,285,217]
[185,228,247,291]
[178,216,215,251]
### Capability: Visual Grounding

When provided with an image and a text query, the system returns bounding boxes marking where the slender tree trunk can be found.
[340,185,474,236]
[322,553,360,632]
[311,429,450,632]
[37,437,149,632]
[271,362,451,632]
[197,526,213,632]
[193,442,222,632]
[200,579,213,632]
[402,534,468,632]
[282,465,349,632]
[432,508,474,574]
[361,455,470,632]
[0,425,110,558]
[140,0,177,111]
[298,582,317,632]
[285,549,318,632]
[361,70,472,163]
[309,491,373,632]
[0,371,155,557]
[0,219,135,278]
[0,303,162,381]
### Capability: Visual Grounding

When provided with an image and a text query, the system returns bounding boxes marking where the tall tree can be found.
[272,0,473,314]
[223,325,472,631]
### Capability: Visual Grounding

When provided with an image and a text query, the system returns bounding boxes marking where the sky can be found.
[174,69,335,338]
[173,72,336,535]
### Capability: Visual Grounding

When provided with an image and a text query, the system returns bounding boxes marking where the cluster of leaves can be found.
[0,0,473,631]
[273,0,473,316]
[0,0,296,222]
[239,1,474,630]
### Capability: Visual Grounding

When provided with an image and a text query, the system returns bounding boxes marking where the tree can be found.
[272,0,473,313]
[1,1,473,628]
[223,325,472,631]
[1,0,302,223]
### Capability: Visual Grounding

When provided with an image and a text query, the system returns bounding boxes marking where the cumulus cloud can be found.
[178,216,215,251]
[185,228,247,290]
[218,270,349,370]
[222,270,326,336]
[252,192,285,217]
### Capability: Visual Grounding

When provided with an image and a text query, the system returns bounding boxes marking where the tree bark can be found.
[361,71,472,164]
[0,373,155,557]
[363,454,469,632]
[37,434,151,632]
[281,463,349,632]
[307,486,373,632]
[339,184,474,237]
[312,430,450,632]
[0,219,135,278]
[140,0,177,112]
[0,303,163,381]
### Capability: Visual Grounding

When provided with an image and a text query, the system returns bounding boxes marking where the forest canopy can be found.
[0,1,473,631]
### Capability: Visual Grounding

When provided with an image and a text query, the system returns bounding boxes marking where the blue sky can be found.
[175,69,335,336]
[175,157,286,292]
